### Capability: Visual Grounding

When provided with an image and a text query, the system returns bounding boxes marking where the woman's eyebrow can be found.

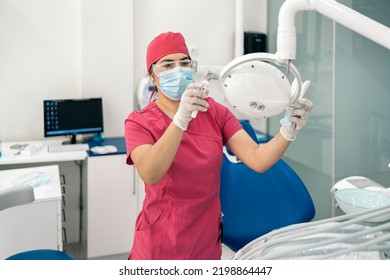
[158,57,190,63]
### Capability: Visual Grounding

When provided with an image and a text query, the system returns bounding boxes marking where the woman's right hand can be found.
[173,83,209,130]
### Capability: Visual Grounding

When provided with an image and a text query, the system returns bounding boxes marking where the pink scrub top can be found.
[124,97,242,260]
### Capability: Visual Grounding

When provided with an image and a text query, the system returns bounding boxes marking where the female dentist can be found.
[124,31,313,260]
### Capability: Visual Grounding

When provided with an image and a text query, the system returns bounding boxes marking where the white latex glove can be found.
[280,98,314,141]
[191,80,210,118]
[173,83,209,131]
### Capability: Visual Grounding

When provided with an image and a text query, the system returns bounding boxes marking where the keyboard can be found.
[47,143,89,153]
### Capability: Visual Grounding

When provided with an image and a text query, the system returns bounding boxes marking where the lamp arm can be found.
[277,0,390,60]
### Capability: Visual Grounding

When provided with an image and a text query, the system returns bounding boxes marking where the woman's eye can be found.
[164,63,174,69]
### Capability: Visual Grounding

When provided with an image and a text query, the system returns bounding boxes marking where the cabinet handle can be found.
[60,174,66,185]
[62,227,68,243]
[62,208,66,222]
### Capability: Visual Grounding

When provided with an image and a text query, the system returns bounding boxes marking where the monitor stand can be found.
[62,134,78,145]
[62,134,92,145]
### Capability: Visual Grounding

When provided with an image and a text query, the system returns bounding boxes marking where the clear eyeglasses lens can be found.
[153,60,197,73]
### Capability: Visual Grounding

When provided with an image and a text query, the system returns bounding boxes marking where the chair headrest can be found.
[0,185,35,212]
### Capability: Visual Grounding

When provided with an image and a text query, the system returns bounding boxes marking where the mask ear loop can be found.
[149,87,157,103]
[148,73,158,103]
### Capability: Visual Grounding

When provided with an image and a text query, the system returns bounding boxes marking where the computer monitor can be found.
[44,98,104,144]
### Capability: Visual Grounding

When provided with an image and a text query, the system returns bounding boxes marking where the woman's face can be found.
[149,53,191,86]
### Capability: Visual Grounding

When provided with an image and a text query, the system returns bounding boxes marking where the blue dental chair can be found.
[220,120,315,252]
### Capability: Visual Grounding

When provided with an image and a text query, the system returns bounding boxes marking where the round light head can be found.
[221,60,292,118]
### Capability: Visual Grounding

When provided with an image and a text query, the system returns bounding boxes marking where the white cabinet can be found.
[0,138,138,259]
[0,165,62,259]
[83,154,137,259]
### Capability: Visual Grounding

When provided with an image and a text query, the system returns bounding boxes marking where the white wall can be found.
[0,0,81,141]
[0,0,267,142]
[0,0,134,142]
[133,0,268,131]
[81,0,133,139]
[133,0,267,79]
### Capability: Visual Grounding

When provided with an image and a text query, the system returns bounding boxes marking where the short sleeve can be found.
[124,113,156,165]
[209,99,242,144]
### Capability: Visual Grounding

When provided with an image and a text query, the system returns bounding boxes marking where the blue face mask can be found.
[157,67,195,100]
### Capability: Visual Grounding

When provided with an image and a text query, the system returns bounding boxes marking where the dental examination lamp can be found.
[202,52,309,119]
[205,0,390,119]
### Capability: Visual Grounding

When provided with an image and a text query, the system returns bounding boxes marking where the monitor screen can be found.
[44,98,104,144]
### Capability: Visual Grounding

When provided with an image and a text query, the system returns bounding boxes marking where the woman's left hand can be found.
[280,98,314,141]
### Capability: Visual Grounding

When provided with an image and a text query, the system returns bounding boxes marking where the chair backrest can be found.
[220,121,315,252]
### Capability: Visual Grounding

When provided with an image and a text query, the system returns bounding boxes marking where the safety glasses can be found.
[152,59,198,74]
